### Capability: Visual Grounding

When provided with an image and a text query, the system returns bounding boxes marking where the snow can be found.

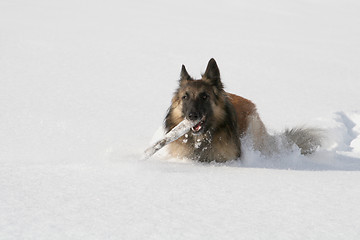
[1,162,360,240]
[1,0,360,239]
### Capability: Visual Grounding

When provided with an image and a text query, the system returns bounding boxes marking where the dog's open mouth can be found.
[191,116,206,133]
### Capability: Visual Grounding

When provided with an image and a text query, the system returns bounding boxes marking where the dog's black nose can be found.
[188,112,200,121]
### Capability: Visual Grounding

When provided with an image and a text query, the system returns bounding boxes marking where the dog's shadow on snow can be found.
[143,149,360,172]
[142,148,360,172]
[146,138,360,172]
[235,150,360,171]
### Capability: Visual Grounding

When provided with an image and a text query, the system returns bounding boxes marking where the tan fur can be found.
[210,93,227,130]
[167,91,245,162]
[168,133,239,162]
[164,59,322,162]
[169,98,183,126]
[226,93,256,135]
[168,92,273,160]
[210,130,242,162]
[227,93,274,154]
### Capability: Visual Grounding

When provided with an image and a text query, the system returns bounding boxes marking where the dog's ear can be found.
[179,64,191,86]
[203,58,223,90]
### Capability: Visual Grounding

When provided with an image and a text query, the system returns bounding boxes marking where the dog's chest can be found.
[171,131,239,162]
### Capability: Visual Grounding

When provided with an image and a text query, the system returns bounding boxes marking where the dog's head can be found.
[167,58,227,135]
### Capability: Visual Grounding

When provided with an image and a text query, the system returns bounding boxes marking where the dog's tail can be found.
[246,113,324,155]
[283,127,324,155]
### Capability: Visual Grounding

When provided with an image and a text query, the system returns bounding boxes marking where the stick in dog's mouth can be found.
[143,118,201,160]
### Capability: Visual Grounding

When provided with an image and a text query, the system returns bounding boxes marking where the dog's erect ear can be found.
[179,64,191,86]
[203,58,223,90]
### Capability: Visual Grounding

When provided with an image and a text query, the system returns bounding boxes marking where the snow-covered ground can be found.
[1,0,360,239]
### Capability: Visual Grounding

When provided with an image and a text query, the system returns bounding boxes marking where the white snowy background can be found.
[1,0,360,239]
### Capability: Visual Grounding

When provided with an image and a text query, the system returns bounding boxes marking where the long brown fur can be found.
[164,58,321,162]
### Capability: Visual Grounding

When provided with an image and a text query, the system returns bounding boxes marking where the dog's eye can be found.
[201,94,209,100]
[182,94,188,100]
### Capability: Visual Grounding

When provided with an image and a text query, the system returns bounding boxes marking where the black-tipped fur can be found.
[202,58,224,90]
[284,127,323,154]
[165,59,241,162]
[164,58,322,162]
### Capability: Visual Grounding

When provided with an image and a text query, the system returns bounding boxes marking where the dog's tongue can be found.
[193,122,202,132]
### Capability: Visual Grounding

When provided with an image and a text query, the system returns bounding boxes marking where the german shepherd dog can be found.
[165,58,322,162]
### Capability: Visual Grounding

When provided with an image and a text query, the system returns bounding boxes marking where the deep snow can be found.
[1,0,360,239]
